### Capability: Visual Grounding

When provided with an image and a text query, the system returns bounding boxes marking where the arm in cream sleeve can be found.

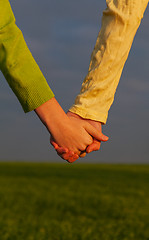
[69,0,148,124]
[0,0,54,112]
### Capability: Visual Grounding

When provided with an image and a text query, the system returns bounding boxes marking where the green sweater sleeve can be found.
[0,0,54,112]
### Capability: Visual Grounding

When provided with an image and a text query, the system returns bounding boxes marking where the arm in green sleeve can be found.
[0,0,54,112]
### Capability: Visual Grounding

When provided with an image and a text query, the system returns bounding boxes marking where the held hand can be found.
[35,98,107,162]
[51,111,109,162]
[50,137,79,163]
[35,98,93,161]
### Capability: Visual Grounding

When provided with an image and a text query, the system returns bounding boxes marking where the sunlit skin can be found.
[50,111,109,163]
[35,97,109,163]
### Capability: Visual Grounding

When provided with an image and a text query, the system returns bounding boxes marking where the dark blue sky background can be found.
[0,0,149,163]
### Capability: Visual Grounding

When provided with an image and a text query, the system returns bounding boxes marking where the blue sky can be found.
[0,0,149,163]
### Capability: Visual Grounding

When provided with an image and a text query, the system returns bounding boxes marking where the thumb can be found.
[84,123,109,142]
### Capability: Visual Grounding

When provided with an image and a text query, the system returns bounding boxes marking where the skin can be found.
[35,97,108,162]
[50,111,109,163]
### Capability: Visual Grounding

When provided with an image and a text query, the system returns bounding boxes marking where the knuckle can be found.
[95,143,101,151]
[80,152,86,158]
[84,136,93,146]
[80,145,86,152]
[88,137,93,145]
[75,150,81,155]
[96,146,100,151]
[58,153,68,160]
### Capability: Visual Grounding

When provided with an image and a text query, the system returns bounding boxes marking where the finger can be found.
[56,147,68,154]
[57,151,79,162]
[57,150,73,158]
[84,123,109,142]
[79,152,86,158]
[65,153,79,163]
[67,154,79,163]
[50,137,69,153]
[50,136,79,162]
[50,138,59,150]
[86,139,101,153]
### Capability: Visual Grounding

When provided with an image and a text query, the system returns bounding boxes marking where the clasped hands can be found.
[34,98,108,163]
[50,111,109,163]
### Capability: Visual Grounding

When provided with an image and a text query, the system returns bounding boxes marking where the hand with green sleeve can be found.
[0,1,109,163]
[0,0,54,112]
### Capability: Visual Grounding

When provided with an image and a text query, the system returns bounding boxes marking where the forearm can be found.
[34,97,69,134]
[0,0,54,112]
[70,0,148,124]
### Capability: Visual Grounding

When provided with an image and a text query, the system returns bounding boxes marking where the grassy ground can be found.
[0,162,148,240]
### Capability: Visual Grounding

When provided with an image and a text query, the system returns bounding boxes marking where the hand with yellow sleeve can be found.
[53,0,148,160]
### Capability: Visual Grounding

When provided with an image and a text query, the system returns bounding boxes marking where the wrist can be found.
[34,97,69,133]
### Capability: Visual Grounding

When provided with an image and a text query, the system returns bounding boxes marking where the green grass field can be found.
[0,162,149,240]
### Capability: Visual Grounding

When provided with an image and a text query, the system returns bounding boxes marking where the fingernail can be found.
[104,136,109,140]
